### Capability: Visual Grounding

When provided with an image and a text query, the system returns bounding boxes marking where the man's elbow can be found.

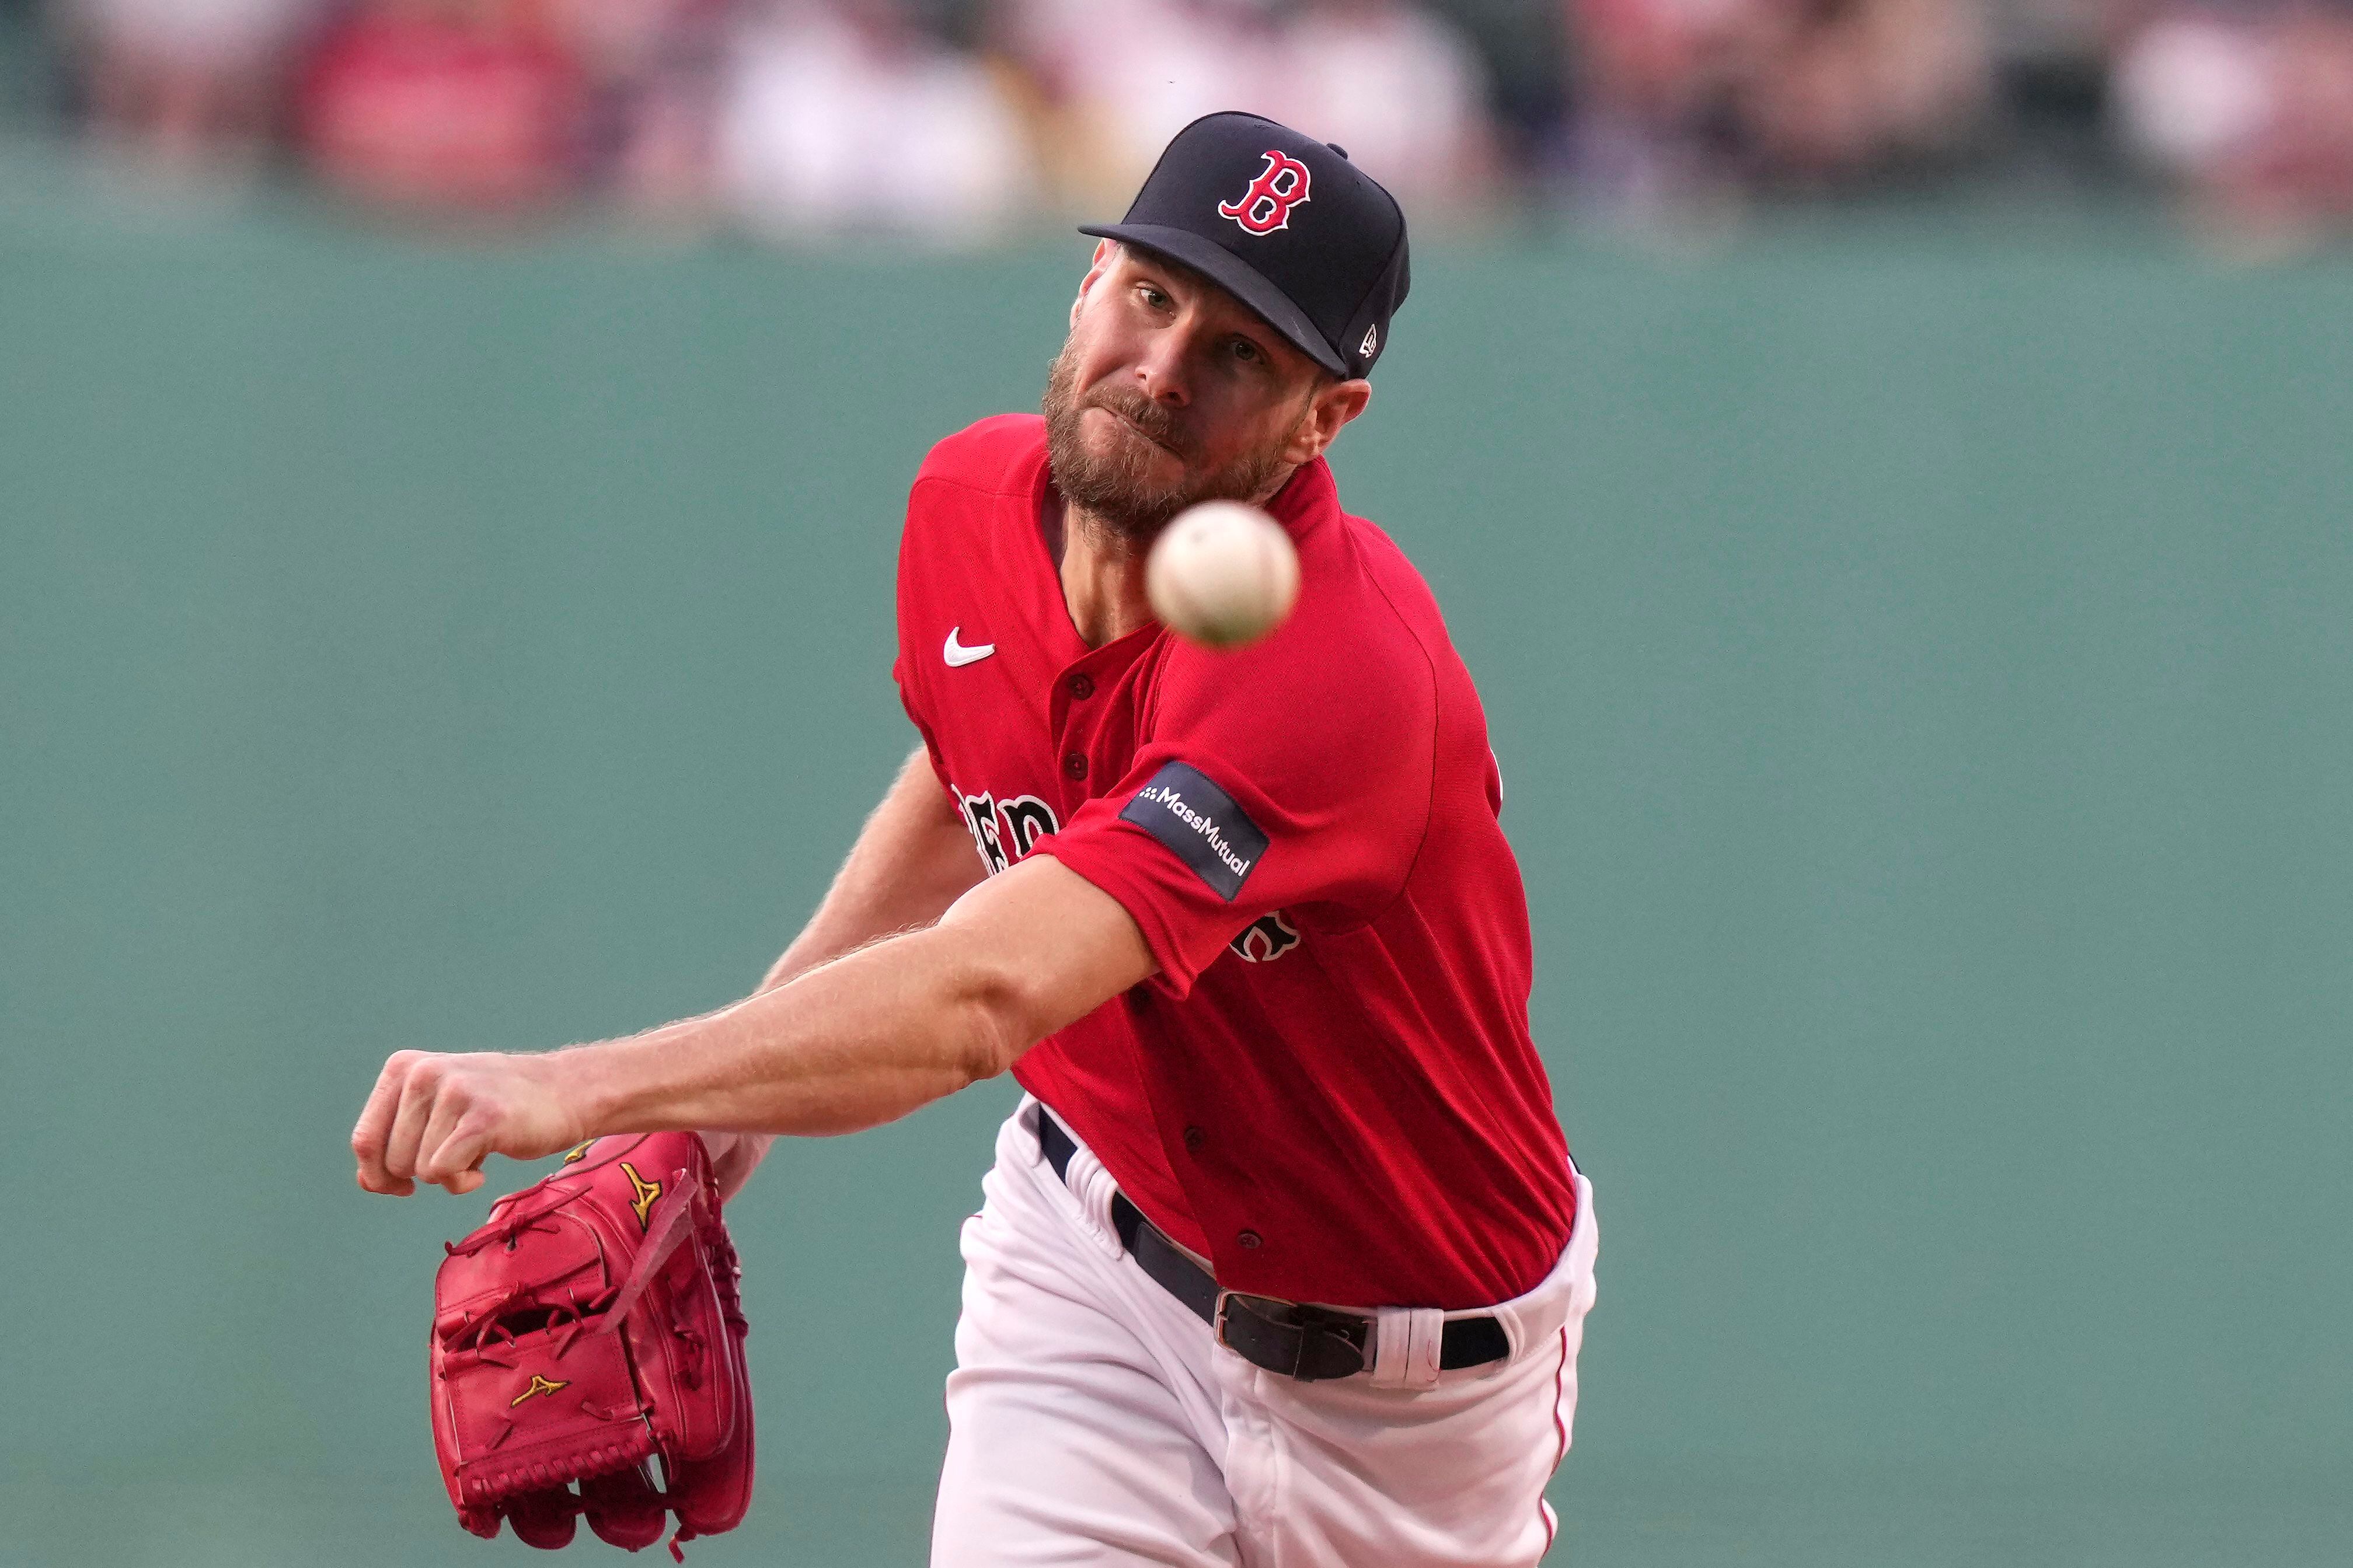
[922,861,1152,1087]
[942,952,1054,1086]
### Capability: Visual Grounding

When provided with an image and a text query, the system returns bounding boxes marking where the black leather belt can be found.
[1036,1110,1509,1382]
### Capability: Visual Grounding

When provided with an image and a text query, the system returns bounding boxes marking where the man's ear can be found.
[1071,240,1118,330]
[1282,378,1373,467]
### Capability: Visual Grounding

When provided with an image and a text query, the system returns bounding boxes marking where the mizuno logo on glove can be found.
[509,1374,570,1407]
[622,1162,663,1229]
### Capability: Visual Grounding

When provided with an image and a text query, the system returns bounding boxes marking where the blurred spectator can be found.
[551,0,728,212]
[299,0,584,211]
[2113,2,2353,243]
[996,0,1500,216]
[998,0,1289,211]
[1568,0,1777,210]
[1568,0,1993,208]
[1744,0,1993,183]
[716,0,1034,243]
[1284,0,1498,209]
[1421,0,1573,162]
[43,0,2352,251]
[58,0,315,169]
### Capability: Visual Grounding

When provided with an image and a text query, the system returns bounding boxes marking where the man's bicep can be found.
[936,855,1156,1052]
[891,739,972,834]
[759,743,984,993]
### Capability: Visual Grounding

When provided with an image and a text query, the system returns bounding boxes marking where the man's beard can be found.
[1041,341,1304,552]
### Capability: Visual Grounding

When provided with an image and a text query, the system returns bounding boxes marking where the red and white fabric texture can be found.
[931,1101,1601,1568]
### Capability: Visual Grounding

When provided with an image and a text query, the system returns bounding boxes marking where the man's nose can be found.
[1132,326,1198,408]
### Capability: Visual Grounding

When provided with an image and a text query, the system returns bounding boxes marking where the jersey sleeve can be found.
[892,466,951,791]
[891,414,1043,788]
[1036,625,1437,998]
[891,600,944,784]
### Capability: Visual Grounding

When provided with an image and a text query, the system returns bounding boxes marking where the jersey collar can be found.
[1021,438,1338,655]
[1264,456,1337,542]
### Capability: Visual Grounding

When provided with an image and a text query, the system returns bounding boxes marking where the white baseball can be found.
[1145,501,1301,649]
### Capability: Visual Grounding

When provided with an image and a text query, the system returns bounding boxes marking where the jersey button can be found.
[1068,673,1094,700]
[1236,1230,1263,1249]
[1182,1125,1205,1153]
[1062,752,1088,780]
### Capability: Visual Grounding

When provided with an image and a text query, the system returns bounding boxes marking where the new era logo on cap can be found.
[1080,112,1410,380]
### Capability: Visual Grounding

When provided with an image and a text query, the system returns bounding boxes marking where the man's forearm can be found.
[350,855,1154,1196]
[569,919,1017,1140]
[567,857,1159,1144]
[350,868,1009,1197]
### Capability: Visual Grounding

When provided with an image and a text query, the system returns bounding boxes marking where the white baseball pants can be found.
[929,1098,1600,1567]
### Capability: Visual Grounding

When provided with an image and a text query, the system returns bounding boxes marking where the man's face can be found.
[1043,243,1354,549]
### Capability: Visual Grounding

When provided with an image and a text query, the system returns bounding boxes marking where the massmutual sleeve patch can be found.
[1118,761,1268,903]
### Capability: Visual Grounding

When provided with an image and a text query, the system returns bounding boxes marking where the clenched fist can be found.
[351,1050,586,1196]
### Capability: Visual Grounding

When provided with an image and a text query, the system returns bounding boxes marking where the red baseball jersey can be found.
[893,415,1574,1309]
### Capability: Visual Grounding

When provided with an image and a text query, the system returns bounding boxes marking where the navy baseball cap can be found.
[1080,111,1411,380]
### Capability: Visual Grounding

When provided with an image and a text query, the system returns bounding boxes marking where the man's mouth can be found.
[1095,404,1183,458]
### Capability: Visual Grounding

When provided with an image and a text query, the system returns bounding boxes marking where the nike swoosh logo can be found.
[943,627,996,668]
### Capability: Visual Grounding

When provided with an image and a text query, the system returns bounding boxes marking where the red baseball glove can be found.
[430,1132,754,1560]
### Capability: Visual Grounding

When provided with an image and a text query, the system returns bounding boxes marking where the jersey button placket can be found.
[1062,752,1088,781]
[1067,673,1094,700]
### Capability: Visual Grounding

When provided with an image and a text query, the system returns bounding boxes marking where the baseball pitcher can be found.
[353,111,1599,1567]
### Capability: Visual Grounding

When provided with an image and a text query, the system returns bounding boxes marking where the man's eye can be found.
[1232,340,1262,364]
[1140,287,1168,309]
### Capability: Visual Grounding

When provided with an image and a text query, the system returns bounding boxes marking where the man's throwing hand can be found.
[351,1050,585,1196]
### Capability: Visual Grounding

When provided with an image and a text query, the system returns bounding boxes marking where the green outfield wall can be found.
[4,181,2350,1565]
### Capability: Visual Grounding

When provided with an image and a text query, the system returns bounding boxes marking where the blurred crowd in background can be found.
[4,0,2353,243]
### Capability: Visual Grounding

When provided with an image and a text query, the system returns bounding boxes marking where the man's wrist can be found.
[543,1036,643,1141]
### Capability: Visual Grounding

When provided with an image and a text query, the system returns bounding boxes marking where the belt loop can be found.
[1059,1143,1128,1262]
[1368,1307,1445,1391]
